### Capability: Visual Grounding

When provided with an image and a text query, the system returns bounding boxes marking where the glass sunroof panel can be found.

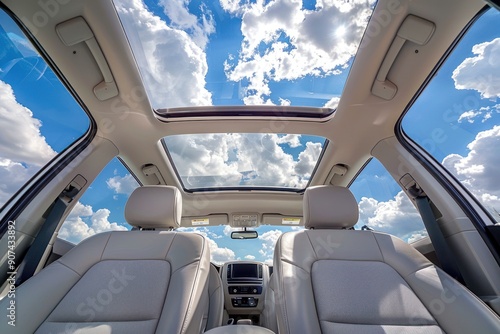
[114,0,376,110]
[163,133,327,190]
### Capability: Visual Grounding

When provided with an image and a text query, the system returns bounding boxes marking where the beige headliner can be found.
[2,0,486,222]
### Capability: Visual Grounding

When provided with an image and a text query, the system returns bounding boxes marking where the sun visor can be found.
[262,214,302,226]
[181,214,229,227]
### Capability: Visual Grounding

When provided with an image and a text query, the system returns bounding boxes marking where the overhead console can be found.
[222,261,270,325]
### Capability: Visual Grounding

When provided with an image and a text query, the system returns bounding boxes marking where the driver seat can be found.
[0,185,211,334]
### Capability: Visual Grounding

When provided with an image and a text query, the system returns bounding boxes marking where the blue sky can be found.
[0,2,499,264]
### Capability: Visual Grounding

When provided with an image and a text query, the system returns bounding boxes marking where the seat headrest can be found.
[125,185,182,229]
[304,185,359,229]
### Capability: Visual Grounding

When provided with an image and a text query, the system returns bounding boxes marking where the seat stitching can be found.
[276,237,290,334]
[180,234,205,333]
[99,232,113,261]
[57,261,82,277]
[321,319,442,327]
[371,232,386,263]
[163,231,176,260]
[305,231,320,260]
[35,233,111,332]
[373,233,442,326]
[44,318,160,323]
[153,233,176,334]
[301,232,322,332]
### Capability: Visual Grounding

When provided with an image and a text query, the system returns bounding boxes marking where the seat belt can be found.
[409,185,464,284]
[15,185,79,287]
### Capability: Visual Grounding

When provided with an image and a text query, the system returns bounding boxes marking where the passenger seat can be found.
[273,185,500,333]
[0,185,211,334]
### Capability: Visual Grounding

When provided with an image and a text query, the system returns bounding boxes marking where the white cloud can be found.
[244,254,256,260]
[0,159,40,206]
[442,126,500,218]
[258,229,283,261]
[456,105,500,124]
[452,38,500,99]
[106,173,139,196]
[223,225,236,236]
[59,202,128,244]
[324,96,340,109]
[115,0,212,108]
[0,80,58,207]
[276,134,301,148]
[159,0,215,49]
[0,80,56,166]
[458,110,481,123]
[223,0,372,104]
[407,230,429,244]
[219,0,249,15]
[279,98,291,106]
[177,226,236,264]
[165,133,323,188]
[207,237,236,264]
[358,191,425,242]
[294,141,322,178]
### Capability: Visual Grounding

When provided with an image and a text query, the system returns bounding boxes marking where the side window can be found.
[0,10,90,208]
[350,158,427,243]
[402,9,500,223]
[58,158,139,244]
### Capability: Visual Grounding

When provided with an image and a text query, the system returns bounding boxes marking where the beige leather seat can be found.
[130,186,224,331]
[0,185,211,334]
[262,273,278,333]
[273,185,500,334]
[206,264,224,330]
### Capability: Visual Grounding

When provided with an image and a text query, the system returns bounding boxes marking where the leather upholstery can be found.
[274,185,500,334]
[0,231,210,334]
[303,185,358,229]
[125,185,182,229]
[204,325,275,334]
[262,274,278,333]
[206,264,224,330]
[0,185,211,334]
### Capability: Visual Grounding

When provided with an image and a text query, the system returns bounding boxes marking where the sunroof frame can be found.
[155,105,335,119]
[161,134,329,193]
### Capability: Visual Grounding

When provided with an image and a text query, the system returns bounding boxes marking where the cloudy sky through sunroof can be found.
[116,0,374,108]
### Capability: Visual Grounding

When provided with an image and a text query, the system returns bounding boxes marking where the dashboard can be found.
[221,261,272,324]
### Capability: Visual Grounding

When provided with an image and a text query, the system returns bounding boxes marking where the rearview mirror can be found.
[231,230,258,239]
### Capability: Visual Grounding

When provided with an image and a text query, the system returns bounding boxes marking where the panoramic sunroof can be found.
[163,134,327,191]
[114,0,375,110]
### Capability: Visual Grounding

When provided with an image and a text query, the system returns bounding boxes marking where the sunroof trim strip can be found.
[156,105,335,119]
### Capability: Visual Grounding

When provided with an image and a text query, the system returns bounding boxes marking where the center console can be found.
[222,261,270,325]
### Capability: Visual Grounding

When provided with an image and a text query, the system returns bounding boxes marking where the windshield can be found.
[114,0,375,109]
[178,225,302,265]
[163,133,326,190]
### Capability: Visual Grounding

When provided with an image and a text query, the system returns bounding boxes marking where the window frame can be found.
[394,6,500,261]
[0,4,97,237]
[347,157,428,243]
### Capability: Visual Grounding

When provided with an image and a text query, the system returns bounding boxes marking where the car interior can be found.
[1,0,500,333]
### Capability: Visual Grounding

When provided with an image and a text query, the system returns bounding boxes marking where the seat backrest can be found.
[206,264,224,330]
[273,185,500,334]
[262,273,278,333]
[0,185,211,334]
